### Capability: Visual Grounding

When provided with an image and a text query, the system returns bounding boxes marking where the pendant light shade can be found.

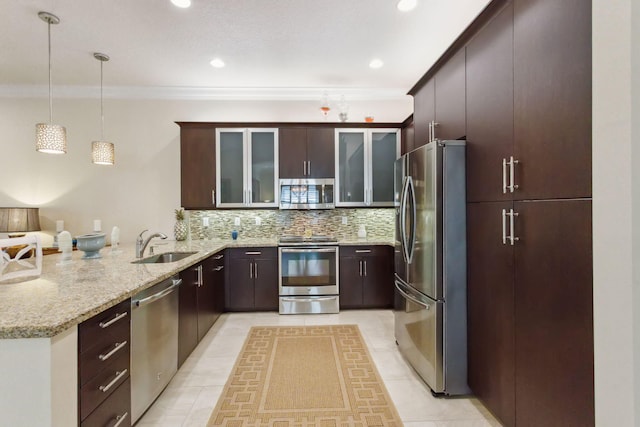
[36,11,66,155]
[91,52,114,165]
[91,141,115,165]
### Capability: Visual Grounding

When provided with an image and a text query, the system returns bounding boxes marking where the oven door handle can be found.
[280,248,337,253]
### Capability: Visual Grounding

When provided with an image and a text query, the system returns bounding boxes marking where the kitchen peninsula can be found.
[0,236,392,426]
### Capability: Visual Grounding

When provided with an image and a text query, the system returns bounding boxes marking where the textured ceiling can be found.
[0,0,491,100]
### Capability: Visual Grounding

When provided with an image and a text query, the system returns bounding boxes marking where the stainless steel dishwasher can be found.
[131,275,181,423]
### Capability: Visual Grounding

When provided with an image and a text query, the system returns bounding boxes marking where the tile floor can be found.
[136,310,502,426]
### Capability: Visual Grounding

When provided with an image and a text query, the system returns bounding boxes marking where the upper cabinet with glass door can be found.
[335,129,400,207]
[216,128,279,208]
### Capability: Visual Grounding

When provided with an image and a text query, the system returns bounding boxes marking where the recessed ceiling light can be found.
[171,0,191,8]
[397,0,417,12]
[369,59,384,69]
[210,58,225,68]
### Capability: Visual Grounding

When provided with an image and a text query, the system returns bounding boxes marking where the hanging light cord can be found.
[47,19,53,124]
[100,59,104,140]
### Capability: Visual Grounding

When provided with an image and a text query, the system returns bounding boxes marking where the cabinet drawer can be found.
[339,245,391,258]
[80,349,130,421]
[79,299,131,353]
[79,339,130,387]
[81,378,131,427]
[228,247,276,259]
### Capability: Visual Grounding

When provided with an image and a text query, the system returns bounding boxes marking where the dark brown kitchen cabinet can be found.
[401,117,415,155]
[513,200,593,427]
[433,49,466,141]
[466,3,514,203]
[412,78,435,149]
[513,0,591,201]
[178,263,199,367]
[226,247,278,311]
[412,49,465,150]
[178,251,225,367]
[339,246,394,309]
[463,1,593,424]
[179,125,216,209]
[208,251,226,324]
[78,298,131,426]
[467,200,593,427]
[279,127,334,179]
[467,201,516,427]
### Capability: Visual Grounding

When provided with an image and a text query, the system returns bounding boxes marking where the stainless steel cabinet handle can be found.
[432,121,439,142]
[214,266,224,271]
[212,189,215,205]
[248,189,252,204]
[113,412,129,427]
[197,265,203,287]
[359,260,363,276]
[428,122,433,143]
[502,158,508,194]
[245,251,262,255]
[249,261,253,279]
[507,157,519,193]
[502,209,507,245]
[213,254,224,260]
[98,341,127,362]
[99,312,127,329]
[254,262,258,278]
[355,249,371,253]
[509,209,520,245]
[307,161,311,176]
[303,161,307,176]
[99,369,128,393]
[363,260,367,277]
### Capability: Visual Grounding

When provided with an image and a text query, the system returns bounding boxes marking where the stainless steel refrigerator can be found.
[394,140,469,395]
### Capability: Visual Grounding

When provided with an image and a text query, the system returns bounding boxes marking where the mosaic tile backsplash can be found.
[187,208,395,241]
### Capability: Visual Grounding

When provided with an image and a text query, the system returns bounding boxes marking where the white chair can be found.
[0,235,43,283]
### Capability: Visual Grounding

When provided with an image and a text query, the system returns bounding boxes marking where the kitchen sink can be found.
[132,251,197,264]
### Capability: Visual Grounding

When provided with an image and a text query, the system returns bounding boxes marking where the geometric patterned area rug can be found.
[207,325,404,426]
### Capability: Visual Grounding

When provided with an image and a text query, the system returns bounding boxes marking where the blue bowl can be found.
[76,233,106,259]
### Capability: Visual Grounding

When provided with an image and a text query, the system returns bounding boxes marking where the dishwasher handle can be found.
[133,279,182,308]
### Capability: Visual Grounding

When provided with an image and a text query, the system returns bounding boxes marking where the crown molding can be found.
[0,85,410,102]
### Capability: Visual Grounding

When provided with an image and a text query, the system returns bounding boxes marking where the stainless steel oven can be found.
[278,243,339,314]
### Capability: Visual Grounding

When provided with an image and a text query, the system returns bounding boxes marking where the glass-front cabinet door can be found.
[216,128,278,208]
[336,130,366,206]
[248,129,278,206]
[335,128,400,207]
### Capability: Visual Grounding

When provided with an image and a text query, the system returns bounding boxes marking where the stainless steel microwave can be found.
[279,178,335,209]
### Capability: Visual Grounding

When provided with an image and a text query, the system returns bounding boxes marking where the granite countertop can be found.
[0,236,392,339]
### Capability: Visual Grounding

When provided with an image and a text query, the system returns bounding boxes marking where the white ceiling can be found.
[0,0,491,101]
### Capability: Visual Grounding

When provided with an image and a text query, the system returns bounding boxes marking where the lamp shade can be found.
[36,123,67,154]
[91,141,115,165]
[0,208,42,233]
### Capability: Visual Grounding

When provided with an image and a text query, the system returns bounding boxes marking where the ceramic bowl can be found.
[75,233,106,259]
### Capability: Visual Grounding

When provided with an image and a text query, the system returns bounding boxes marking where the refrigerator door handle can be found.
[395,280,430,310]
[406,175,417,264]
[399,176,410,263]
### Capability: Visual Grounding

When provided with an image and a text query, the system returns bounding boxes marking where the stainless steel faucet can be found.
[136,229,168,258]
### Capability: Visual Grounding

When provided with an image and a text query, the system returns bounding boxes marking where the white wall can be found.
[593,0,639,424]
[0,97,411,244]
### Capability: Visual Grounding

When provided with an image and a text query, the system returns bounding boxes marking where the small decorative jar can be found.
[174,208,187,241]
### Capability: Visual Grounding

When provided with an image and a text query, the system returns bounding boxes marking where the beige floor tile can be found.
[139,310,499,427]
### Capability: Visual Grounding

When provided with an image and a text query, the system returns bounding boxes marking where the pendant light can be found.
[91,53,115,165]
[36,11,67,154]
